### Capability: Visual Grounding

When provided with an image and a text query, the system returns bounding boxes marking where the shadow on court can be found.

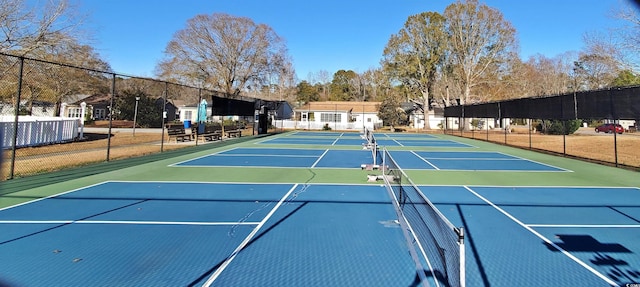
[546,234,640,285]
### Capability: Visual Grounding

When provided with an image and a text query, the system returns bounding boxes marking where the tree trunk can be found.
[422,96,431,130]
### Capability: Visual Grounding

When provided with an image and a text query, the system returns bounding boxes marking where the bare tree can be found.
[382,12,447,129]
[571,31,621,90]
[360,69,380,101]
[270,53,297,102]
[444,0,517,105]
[24,40,111,115]
[0,0,85,55]
[613,1,640,69]
[522,54,573,96]
[157,13,290,99]
[364,69,380,101]
[306,70,331,100]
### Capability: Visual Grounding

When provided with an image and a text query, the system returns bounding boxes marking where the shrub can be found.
[322,123,332,130]
[536,119,582,135]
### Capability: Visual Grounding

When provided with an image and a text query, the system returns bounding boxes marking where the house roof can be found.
[295,101,380,113]
[171,99,188,107]
[71,94,112,105]
[62,94,93,104]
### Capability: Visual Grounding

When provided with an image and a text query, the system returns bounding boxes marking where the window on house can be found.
[94,109,106,120]
[367,117,371,123]
[184,110,193,120]
[67,107,82,118]
[320,113,341,123]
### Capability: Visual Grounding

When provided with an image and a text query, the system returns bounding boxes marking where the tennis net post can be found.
[361,127,380,168]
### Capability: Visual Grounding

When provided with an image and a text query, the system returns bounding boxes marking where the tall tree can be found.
[382,12,447,129]
[0,0,85,55]
[364,68,392,102]
[444,0,517,105]
[296,80,319,103]
[613,2,640,69]
[377,92,407,129]
[359,68,383,101]
[575,31,622,90]
[329,70,357,101]
[157,13,290,98]
[574,53,620,90]
[315,70,332,100]
[611,69,640,87]
[18,40,110,116]
[519,54,572,97]
[115,89,163,128]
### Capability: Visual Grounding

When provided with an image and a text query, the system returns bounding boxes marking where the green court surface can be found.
[1,131,639,287]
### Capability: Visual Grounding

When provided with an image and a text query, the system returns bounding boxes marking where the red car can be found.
[595,123,624,134]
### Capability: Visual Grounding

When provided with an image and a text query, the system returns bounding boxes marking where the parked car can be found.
[595,123,624,134]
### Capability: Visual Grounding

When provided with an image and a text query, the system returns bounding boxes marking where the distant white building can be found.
[282,101,383,131]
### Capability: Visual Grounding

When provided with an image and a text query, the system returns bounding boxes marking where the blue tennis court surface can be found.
[175,148,373,168]
[3,130,639,287]
[390,150,566,171]
[259,132,474,148]
[3,181,638,286]
[420,185,640,287]
[0,182,418,287]
[174,148,566,172]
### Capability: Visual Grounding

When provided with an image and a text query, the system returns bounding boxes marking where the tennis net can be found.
[363,127,375,145]
[381,147,465,287]
[362,127,381,165]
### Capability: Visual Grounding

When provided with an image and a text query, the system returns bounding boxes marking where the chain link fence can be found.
[443,88,640,170]
[1,53,255,180]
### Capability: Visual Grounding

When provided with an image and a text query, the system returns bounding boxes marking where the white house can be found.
[278,101,383,131]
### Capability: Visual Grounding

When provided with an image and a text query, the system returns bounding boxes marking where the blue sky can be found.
[81,0,629,80]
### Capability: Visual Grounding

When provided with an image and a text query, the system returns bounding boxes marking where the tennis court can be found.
[1,130,639,287]
[259,131,473,148]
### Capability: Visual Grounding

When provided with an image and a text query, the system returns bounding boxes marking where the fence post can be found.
[8,56,25,179]
[610,88,618,167]
[195,88,202,146]
[528,118,532,150]
[106,73,116,161]
[561,96,566,156]
[161,82,168,152]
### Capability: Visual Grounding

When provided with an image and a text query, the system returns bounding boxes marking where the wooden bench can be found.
[167,126,192,142]
[197,126,222,142]
[201,131,222,141]
[224,127,242,138]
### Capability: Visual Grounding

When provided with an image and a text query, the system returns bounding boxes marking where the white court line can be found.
[463,186,619,286]
[527,224,640,228]
[0,220,259,226]
[201,184,300,287]
[107,180,378,187]
[170,147,236,166]
[391,138,404,147]
[310,149,329,168]
[214,153,319,158]
[331,137,340,145]
[169,165,364,170]
[437,158,521,161]
[410,151,440,170]
[440,138,477,148]
[497,152,572,172]
[0,181,109,212]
